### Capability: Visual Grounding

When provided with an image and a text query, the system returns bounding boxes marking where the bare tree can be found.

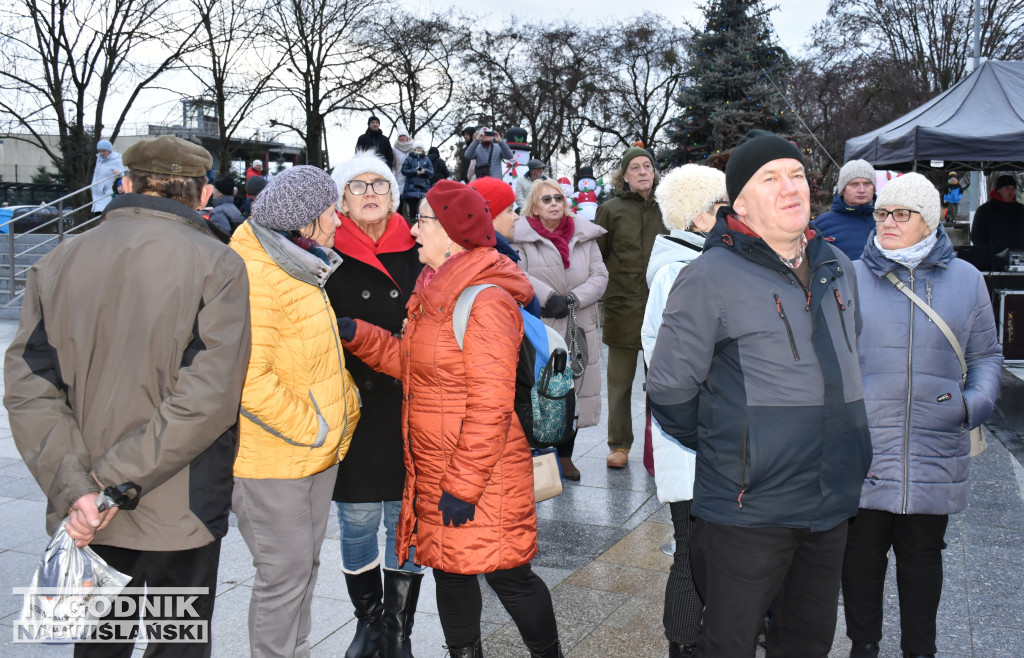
[0,0,199,206]
[264,0,380,168]
[185,0,282,176]
[587,15,687,153]
[824,0,1024,94]
[347,10,466,145]
[460,21,595,167]
[790,23,930,187]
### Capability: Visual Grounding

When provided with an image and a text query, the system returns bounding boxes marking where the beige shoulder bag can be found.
[885,272,987,456]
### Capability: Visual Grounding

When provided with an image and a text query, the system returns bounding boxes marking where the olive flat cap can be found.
[122,135,213,177]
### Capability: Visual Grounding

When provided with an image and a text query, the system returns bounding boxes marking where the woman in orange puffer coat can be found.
[340,181,563,658]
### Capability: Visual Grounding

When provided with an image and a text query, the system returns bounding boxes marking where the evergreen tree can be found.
[663,0,796,166]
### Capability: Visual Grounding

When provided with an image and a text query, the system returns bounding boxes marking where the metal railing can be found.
[0,171,120,307]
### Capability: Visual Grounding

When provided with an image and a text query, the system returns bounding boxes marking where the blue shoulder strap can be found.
[453,284,549,376]
[453,284,498,350]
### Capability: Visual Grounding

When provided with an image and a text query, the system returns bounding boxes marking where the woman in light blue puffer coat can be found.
[842,173,1003,658]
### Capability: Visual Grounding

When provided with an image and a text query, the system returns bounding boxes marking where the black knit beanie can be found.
[725,130,804,203]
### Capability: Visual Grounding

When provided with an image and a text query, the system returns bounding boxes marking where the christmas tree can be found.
[663,0,796,166]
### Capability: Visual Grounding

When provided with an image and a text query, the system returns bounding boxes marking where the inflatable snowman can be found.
[574,166,602,221]
[557,177,578,213]
[502,127,531,189]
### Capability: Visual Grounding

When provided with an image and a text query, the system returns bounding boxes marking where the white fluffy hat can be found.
[331,150,400,213]
[655,164,728,231]
[875,172,941,230]
[837,159,875,195]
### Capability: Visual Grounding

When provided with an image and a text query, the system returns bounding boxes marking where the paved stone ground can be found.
[0,317,1020,656]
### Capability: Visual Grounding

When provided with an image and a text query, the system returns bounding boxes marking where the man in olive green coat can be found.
[594,148,667,468]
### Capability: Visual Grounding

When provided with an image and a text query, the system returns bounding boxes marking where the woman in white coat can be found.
[513,178,608,481]
[91,139,123,213]
[642,164,728,658]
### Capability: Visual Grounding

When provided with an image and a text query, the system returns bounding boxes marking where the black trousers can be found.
[74,540,221,658]
[691,518,847,658]
[433,563,558,652]
[664,500,702,647]
[842,508,949,655]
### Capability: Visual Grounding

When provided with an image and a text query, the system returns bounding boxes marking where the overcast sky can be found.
[405,0,827,56]
[322,0,828,166]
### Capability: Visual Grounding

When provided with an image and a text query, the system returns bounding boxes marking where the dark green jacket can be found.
[594,187,666,348]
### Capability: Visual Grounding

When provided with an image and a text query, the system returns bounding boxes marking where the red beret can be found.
[470,177,516,218]
[425,180,496,248]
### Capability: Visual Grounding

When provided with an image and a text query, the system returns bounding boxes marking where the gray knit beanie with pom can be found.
[251,165,338,231]
[837,159,876,196]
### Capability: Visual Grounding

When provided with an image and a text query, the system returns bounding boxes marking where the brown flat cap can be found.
[122,135,212,177]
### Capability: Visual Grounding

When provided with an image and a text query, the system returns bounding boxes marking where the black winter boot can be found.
[383,569,423,658]
[529,639,564,657]
[445,638,483,657]
[850,642,880,657]
[902,653,935,658]
[344,566,385,658]
[669,642,698,657]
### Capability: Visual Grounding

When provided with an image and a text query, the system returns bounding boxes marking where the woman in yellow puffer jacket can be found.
[230,165,361,658]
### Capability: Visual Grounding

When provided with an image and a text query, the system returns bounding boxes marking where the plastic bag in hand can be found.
[17,520,131,642]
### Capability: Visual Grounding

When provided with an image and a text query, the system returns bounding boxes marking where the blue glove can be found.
[338,317,356,341]
[438,491,475,527]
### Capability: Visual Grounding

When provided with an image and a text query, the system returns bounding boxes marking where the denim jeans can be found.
[336,500,420,573]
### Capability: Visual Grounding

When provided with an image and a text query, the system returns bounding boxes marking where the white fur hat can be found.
[875,172,941,230]
[837,159,875,196]
[655,164,727,231]
[331,150,400,213]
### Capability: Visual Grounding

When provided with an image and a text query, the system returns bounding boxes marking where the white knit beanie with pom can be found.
[331,150,401,213]
[655,164,728,231]
[875,172,941,230]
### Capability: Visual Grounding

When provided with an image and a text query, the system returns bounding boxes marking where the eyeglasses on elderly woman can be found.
[540,194,565,204]
[415,213,438,228]
[347,179,391,195]
[872,208,921,223]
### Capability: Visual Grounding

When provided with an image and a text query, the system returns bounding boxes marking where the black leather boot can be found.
[445,638,483,657]
[669,642,698,657]
[529,639,564,657]
[344,566,385,658]
[383,569,423,658]
[850,641,880,658]
[902,653,935,658]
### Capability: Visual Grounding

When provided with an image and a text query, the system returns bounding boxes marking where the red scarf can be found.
[527,215,574,268]
[418,249,470,290]
[334,212,415,287]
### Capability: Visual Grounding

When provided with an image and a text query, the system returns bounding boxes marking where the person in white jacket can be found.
[91,139,123,213]
[642,163,727,658]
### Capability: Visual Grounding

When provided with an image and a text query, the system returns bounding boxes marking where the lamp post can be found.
[969,0,981,225]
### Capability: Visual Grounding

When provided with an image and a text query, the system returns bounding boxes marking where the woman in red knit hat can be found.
[471,176,541,317]
[338,181,563,657]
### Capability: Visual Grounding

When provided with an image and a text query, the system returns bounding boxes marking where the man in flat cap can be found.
[5,134,252,655]
[594,147,667,469]
[647,130,871,655]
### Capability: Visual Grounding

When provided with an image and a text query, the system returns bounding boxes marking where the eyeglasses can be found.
[347,180,391,195]
[415,213,437,228]
[872,208,920,223]
[540,194,564,204]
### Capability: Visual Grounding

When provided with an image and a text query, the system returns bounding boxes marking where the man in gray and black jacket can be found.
[647,130,872,657]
